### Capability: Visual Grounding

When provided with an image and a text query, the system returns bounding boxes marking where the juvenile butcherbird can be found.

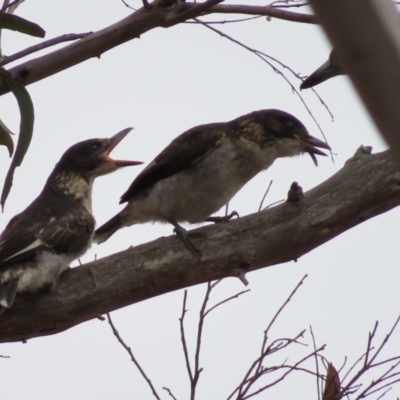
[0,128,142,314]
[94,109,331,254]
[300,50,344,89]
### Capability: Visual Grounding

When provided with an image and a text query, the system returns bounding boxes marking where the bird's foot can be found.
[173,224,201,256]
[165,217,201,256]
[206,211,239,223]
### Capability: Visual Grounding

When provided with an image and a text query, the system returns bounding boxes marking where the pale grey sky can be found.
[0,1,398,399]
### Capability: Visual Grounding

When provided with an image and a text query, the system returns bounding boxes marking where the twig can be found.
[264,274,307,336]
[310,325,321,400]
[163,386,178,400]
[258,180,273,212]
[192,283,213,399]
[121,0,137,11]
[0,32,92,66]
[203,288,250,317]
[185,15,262,24]
[204,4,316,24]
[227,275,311,400]
[106,313,161,400]
[179,290,194,383]
[243,345,326,399]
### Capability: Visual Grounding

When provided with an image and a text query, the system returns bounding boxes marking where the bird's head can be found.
[55,128,143,178]
[246,109,331,166]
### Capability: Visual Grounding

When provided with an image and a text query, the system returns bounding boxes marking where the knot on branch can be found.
[346,145,373,165]
[287,181,303,203]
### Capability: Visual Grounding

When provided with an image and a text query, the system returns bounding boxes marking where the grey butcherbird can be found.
[300,50,344,89]
[94,109,331,254]
[0,128,142,314]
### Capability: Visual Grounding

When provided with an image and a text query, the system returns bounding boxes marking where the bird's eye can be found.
[89,143,101,152]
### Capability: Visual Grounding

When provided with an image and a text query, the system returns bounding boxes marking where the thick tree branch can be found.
[0,2,315,96]
[0,147,399,343]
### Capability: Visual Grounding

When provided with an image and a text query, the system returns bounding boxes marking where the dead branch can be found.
[0,148,399,343]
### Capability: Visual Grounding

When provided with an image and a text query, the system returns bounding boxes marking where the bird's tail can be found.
[0,279,18,315]
[94,214,124,244]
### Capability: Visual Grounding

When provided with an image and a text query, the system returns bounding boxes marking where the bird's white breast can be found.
[121,138,288,224]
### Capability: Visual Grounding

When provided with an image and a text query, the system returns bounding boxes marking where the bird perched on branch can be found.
[95,109,330,254]
[0,128,142,314]
[300,50,344,89]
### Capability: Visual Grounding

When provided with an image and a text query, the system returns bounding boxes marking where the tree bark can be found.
[0,147,399,343]
[0,2,315,96]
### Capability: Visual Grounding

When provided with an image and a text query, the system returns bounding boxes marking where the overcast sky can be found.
[0,1,399,399]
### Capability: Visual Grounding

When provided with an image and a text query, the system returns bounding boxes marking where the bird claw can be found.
[173,226,201,256]
[206,211,239,223]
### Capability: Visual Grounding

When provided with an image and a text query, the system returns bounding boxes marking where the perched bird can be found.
[95,109,331,253]
[0,128,142,314]
[300,50,344,89]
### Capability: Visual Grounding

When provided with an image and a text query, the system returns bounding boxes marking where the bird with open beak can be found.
[300,50,344,89]
[0,128,142,314]
[94,109,330,254]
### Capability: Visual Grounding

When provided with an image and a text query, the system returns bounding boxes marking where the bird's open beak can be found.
[296,134,331,166]
[103,128,143,167]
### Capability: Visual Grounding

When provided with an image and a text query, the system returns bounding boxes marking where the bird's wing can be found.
[120,125,226,203]
[0,210,95,268]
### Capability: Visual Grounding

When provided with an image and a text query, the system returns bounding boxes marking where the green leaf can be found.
[0,13,45,38]
[0,117,14,156]
[0,68,34,210]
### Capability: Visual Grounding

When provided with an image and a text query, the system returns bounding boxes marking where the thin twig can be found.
[163,386,178,400]
[192,283,213,399]
[309,325,321,400]
[106,313,161,400]
[264,274,307,336]
[185,15,262,24]
[258,180,273,212]
[121,0,137,11]
[179,290,194,382]
[204,288,250,317]
[0,32,92,66]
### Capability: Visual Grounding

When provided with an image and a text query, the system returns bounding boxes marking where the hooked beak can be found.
[296,134,331,166]
[103,127,143,167]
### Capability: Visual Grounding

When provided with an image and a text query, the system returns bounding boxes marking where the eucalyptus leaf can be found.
[0,68,34,210]
[0,117,14,156]
[0,13,45,38]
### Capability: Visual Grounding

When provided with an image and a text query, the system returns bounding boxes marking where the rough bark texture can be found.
[0,148,399,343]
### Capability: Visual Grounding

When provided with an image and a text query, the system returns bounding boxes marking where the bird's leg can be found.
[165,217,201,256]
[206,211,239,223]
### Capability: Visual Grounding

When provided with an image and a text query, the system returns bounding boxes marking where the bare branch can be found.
[0,33,92,67]
[106,313,161,400]
[204,4,316,24]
